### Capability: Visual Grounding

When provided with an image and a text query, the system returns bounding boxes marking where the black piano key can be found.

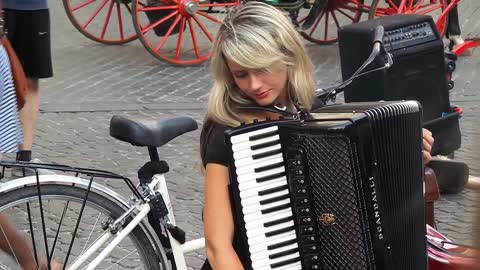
[251,139,281,151]
[271,256,301,268]
[249,130,278,141]
[269,247,299,259]
[256,171,286,183]
[258,184,288,196]
[265,225,295,237]
[261,202,291,215]
[252,149,283,160]
[254,161,284,173]
[264,215,293,227]
[268,238,297,250]
[260,194,290,206]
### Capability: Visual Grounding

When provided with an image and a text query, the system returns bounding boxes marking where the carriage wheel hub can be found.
[184,1,199,15]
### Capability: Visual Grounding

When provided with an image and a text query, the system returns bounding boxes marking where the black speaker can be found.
[338,14,461,155]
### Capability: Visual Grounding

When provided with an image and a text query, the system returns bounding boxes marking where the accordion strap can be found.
[238,103,311,120]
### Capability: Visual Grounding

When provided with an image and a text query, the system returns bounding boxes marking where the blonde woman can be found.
[199,2,435,269]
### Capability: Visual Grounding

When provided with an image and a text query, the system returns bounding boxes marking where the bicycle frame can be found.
[67,172,205,270]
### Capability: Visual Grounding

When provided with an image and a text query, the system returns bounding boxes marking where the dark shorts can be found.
[4,9,53,79]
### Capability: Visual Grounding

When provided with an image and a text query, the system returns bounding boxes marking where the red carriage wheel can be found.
[368,0,448,36]
[296,0,365,45]
[63,0,138,45]
[132,0,240,65]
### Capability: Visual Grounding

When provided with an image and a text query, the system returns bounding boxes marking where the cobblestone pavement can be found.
[4,0,480,269]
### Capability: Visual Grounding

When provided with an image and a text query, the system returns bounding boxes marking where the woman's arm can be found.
[203,163,244,270]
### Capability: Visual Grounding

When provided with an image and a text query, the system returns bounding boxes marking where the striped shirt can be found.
[0,45,23,153]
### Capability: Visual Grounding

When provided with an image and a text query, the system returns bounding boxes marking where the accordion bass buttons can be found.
[286,148,322,270]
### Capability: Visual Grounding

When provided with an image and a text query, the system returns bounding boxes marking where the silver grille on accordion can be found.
[225,101,427,270]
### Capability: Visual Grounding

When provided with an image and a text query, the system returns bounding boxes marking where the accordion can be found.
[225,101,427,270]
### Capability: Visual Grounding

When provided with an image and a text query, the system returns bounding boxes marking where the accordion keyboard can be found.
[230,125,303,270]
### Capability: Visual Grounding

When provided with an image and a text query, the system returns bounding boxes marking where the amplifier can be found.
[338,14,461,155]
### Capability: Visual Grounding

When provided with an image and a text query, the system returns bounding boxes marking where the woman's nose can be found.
[248,73,262,91]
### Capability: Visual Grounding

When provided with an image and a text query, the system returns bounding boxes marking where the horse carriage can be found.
[62,0,457,65]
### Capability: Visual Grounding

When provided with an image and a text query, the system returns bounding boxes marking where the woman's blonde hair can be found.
[200,1,315,164]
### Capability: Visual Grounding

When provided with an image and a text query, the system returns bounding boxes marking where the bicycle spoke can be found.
[49,201,70,262]
[104,249,140,270]
[63,176,94,267]
[36,173,52,268]
[0,222,23,267]
[26,203,40,268]
[80,212,102,256]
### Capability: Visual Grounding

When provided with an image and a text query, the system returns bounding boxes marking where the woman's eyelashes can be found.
[232,68,270,79]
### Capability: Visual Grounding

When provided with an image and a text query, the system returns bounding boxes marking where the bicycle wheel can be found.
[0,184,168,270]
[63,0,138,45]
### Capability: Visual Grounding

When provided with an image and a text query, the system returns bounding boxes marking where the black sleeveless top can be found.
[202,124,251,269]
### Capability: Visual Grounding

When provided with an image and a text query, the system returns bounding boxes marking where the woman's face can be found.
[227,60,289,107]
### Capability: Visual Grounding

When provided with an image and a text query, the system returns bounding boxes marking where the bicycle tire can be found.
[0,184,168,270]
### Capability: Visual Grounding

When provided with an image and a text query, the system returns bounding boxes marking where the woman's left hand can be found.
[422,128,434,165]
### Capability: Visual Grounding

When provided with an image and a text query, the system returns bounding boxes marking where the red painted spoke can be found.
[175,17,187,60]
[71,0,96,12]
[331,10,341,29]
[116,3,124,40]
[336,7,356,21]
[397,0,407,13]
[416,3,444,14]
[100,0,115,39]
[309,9,325,36]
[198,2,239,7]
[155,15,182,53]
[196,11,222,24]
[386,0,399,9]
[188,18,201,59]
[412,0,427,12]
[138,5,178,11]
[83,0,109,29]
[123,1,133,14]
[141,10,179,35]
[192,15,214,42]
[323,11,329,40]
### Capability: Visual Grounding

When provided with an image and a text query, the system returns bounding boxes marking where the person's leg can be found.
[446,0,466,48]
[16,79,39,161]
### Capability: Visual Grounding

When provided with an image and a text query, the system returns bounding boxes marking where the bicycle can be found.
[0,115,203,270]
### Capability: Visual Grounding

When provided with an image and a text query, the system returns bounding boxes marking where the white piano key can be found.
[238,175,287,193]
[247,229,295,247]
[236,156,284,175]
[232,134,280,152]
[234,144,281,160]
[243,205,292,223]
[249,234,297,254]
[235,153,283,168]
[254,261,302,270]
[250,242,298,261]
[239,179,288,200]
[244,208,292,231]
[251,251,300,269]
[237,166,285,183]
[242,198,291,215]
[230,126,278,144]
[246,220,295,238]
[244,209,292,231]
[241,188,290,208]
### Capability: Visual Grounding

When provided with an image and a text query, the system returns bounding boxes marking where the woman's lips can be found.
[254,90,271,99]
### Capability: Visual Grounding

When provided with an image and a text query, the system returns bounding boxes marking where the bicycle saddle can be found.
[110,115,198,147]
